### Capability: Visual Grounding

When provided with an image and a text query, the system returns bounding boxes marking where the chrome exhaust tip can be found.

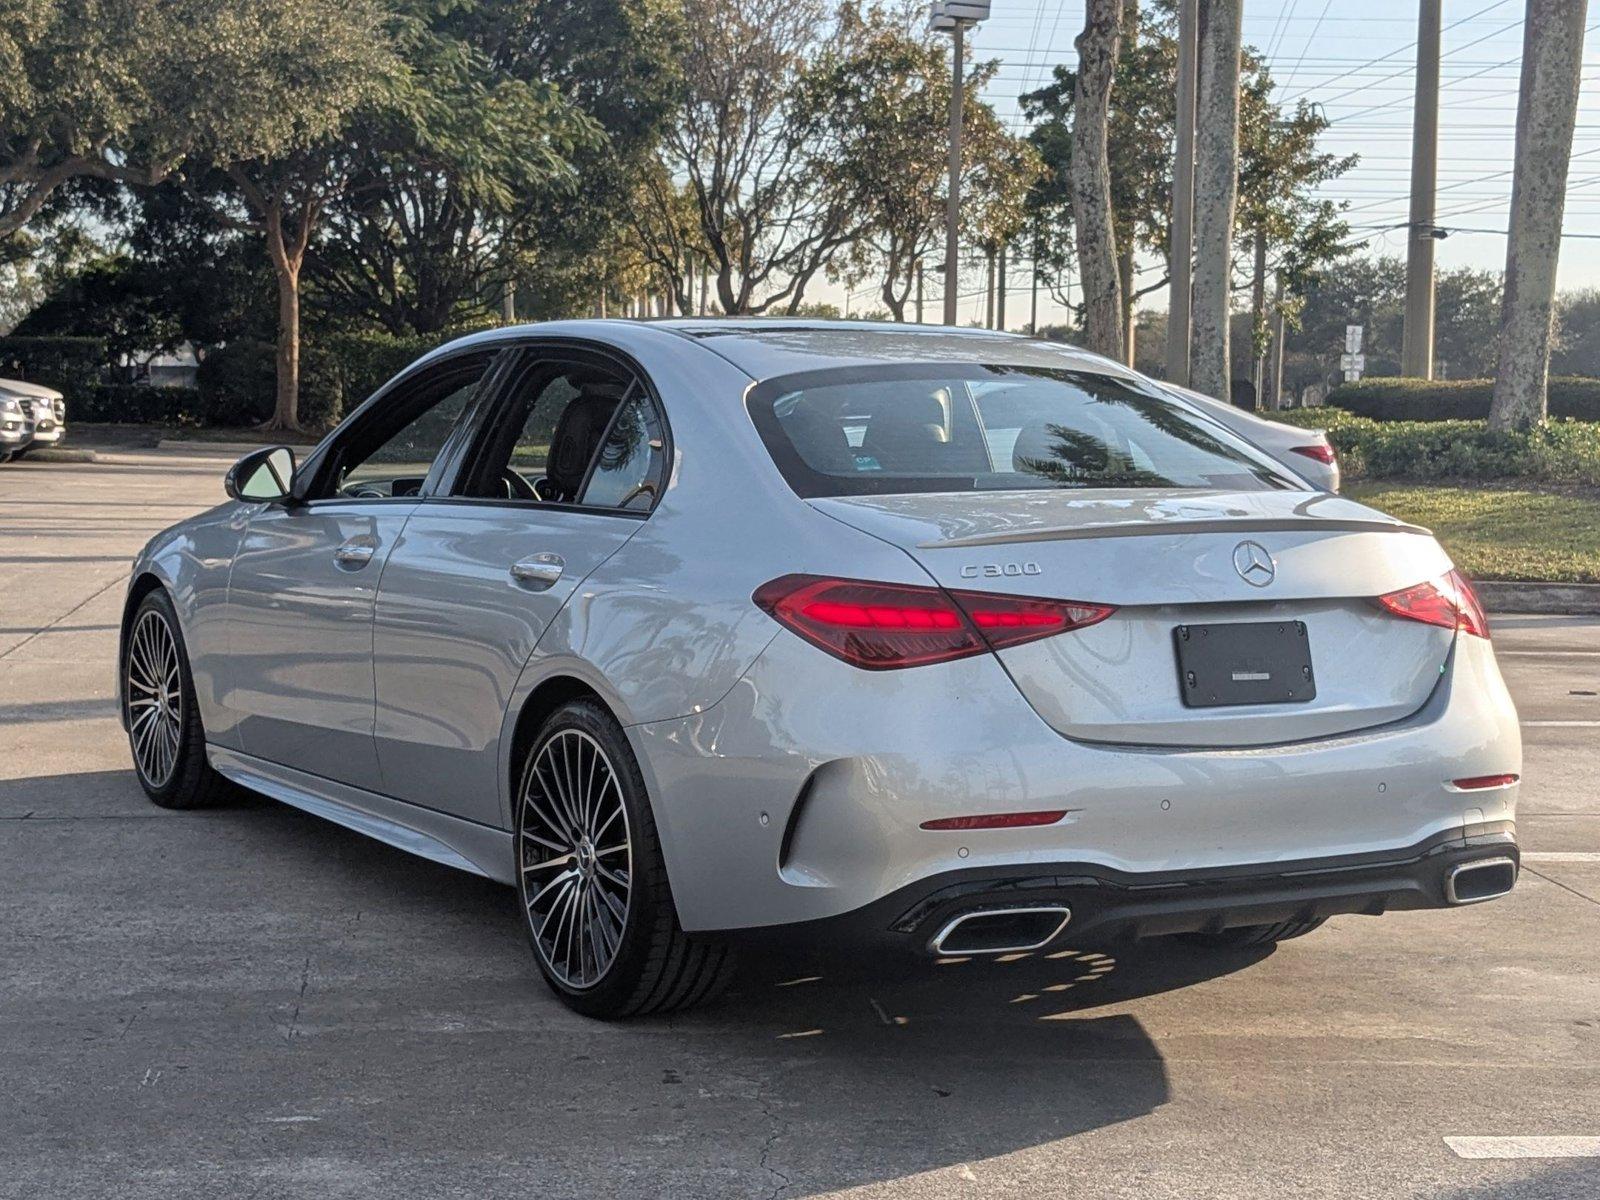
[929,905,1072,956]
[1446,856,1518,905]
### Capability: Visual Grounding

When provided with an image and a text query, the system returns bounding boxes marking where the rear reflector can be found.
[1290,443,1337,465]
[1375,568,1490,639]
[921,810,1068,831]
[1451,773,1519,790]
[753,575,1114,670]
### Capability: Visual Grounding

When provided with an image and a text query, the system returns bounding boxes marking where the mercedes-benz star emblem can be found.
[1232,540,1276,587]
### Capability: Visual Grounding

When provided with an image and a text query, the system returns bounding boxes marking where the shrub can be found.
[1327,376,1600,421]
[1269,411,1600,485]
[0,336,109,397]
[195,339,343,430]
[72,384,202,424]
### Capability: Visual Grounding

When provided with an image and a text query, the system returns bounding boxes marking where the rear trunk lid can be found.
[811,488,1456,747]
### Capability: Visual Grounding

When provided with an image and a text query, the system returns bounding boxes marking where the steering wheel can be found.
[501,468,540,501]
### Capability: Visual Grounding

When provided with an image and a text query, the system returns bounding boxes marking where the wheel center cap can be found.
[576,838,596,879]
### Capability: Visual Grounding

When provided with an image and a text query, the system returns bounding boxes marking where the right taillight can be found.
[1290,443,1337,465]
[1375,569,1490,639]
[752,574,1114,670]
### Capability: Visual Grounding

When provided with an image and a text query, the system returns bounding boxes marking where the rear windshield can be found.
[747,363,1300,498]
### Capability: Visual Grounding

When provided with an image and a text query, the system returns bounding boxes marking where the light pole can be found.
[930,2,990,326]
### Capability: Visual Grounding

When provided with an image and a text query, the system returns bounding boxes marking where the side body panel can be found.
[371,503,642,826]
[125,501,253,749]
[222,501,417,788]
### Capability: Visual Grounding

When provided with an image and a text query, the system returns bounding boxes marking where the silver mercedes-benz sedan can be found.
[119,320,1521,1018]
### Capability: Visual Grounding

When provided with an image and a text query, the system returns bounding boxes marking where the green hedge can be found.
[0,336,109,397]
[70,384,203,424]
[1272,410,1600,485]
[1327,376,1600,421]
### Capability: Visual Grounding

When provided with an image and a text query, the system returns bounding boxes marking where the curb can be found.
[1476,580,1600,616]
[13,447,97,463]
[155,439,275,454]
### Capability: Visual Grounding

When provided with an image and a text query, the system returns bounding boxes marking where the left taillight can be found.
[1375,569,1490,639]
[752,574,1115,670]
[1290,443,1337,465]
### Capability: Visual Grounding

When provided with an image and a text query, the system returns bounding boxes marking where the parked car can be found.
[0,378,67,460]
[1158,381,1340,491]
[119,321,1520,1018]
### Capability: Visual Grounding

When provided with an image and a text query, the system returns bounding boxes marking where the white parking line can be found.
[1522,852,1600,864]
[1521,720,1600,728]
[1445,1136,1600,1159]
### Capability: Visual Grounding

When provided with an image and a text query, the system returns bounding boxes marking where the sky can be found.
[827,0,1600,329]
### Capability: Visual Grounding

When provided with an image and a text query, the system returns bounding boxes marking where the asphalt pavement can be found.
[1,442,1597,1199]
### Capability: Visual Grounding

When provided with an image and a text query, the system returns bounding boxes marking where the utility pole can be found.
[1401,0,1442,379]
[984,248,995,328]
[1030,247,1039,334]
[997,243,1007,331]
[1165,0,1198,385]
[932,3,991,326]
[915,261,924,323]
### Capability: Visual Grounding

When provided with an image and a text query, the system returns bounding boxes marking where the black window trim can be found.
[290,348,504,507]
[433,337,674,521]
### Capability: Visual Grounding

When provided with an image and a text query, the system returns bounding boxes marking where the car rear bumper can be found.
[732,825,1519,954]
[632,627,1521,933]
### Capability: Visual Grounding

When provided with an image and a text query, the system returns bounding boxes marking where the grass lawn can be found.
[1347,482,1600,583]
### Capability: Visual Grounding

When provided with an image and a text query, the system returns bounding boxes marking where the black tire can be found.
[514,699,735,1019]
[122,589,233,809]
[8,446,26,460]
[1184,917,1327,950]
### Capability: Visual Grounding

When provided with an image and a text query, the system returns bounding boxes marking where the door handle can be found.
[510,552,564,590]
[333,536,379,569]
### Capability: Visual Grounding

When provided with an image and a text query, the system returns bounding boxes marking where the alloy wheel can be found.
[126,609,183,788]
[518,728,633,990]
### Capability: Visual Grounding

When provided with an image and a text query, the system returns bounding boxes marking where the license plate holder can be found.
[1174,620,1316,708]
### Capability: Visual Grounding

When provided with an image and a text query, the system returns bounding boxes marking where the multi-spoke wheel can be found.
[514,700,735,1018]
[519,728,633,989]
[127,608,183,788]
[122,589,231,809]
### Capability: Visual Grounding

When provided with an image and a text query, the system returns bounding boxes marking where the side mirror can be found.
[226,445,296,503]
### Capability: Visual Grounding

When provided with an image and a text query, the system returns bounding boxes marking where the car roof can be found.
[435,318,1141,386]
[0,378,64,401]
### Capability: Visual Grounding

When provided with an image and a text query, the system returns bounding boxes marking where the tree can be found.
[178,1,400,430]
[1070,0,1125,360]
[1190,0,1243,399]
[798,9,1036,321]
[641,0,864,315]
[1490,0,1590,431]
[0,0,180,238]
[314,0,677,334]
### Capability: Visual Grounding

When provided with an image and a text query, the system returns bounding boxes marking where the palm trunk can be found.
[1070,0,1125,360]
[1490,0,1589,431]
[1190,0,1244,400]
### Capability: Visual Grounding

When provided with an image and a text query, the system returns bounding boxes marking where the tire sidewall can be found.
[514,700,666,1015]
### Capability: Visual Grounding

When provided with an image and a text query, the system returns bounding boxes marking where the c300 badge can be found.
[960,562,1043,580]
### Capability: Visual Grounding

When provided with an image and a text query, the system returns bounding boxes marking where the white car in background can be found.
[0,378,67,461]
[1159,382,1340,492]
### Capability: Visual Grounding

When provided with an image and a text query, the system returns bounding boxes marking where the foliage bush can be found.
[1270,409,1600,485]
[1326,376,1600,422]
[63,328,477,429]
[0,336,109,397]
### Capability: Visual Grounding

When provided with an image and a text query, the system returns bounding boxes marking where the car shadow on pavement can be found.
[3,769,1287,1197]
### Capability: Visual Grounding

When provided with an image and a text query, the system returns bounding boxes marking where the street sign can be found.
[1340,352,1365,373]
[943,0,992,17]
[1344,324,1363,354]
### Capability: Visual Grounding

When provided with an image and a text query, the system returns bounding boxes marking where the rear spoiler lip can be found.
[917,516,1432,550]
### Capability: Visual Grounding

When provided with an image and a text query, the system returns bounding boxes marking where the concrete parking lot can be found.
[2,442,1597,1199]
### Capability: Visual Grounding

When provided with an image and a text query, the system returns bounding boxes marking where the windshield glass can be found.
[747,364,1300,498]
